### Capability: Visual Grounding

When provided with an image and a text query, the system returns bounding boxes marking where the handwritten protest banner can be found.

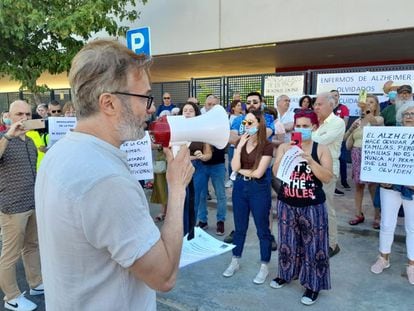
[48,117,77,146]
[361,126,414,186]
[264,75,304,96]
[120,131,154,181]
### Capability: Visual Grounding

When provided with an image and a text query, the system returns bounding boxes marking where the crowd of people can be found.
[0,39,413,310]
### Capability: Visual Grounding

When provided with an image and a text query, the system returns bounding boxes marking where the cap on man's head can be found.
[397,85,412,94]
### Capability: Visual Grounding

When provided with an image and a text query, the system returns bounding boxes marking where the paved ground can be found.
[1,176,413,310]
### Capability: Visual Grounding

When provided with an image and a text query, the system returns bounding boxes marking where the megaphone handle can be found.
[172,145,181,158]
[171,142,190,158]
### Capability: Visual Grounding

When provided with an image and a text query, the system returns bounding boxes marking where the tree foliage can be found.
[0,0,147,100]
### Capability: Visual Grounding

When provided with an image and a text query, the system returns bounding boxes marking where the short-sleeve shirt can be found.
[35,131,160,311]
[381,104,396,126]
[333,104,350,119]
[240,140,273,169]
[0,134,37,214]
[156,104,177,116]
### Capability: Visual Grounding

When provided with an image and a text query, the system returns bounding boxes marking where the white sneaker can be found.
[225,180,233,188]
[223,258,240,277]
[30,283,44,296]
[253,263,269,284]
[407,265,414,285]
[4,292,37,311]
[370,256,390,274]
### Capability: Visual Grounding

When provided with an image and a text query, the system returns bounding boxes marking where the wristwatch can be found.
[3,134,12,141]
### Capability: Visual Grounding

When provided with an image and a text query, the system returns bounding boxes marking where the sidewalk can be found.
[152,181,412,311]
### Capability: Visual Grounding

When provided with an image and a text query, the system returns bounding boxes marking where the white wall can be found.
[131,0,414,55]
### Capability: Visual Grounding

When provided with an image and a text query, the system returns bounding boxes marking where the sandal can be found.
[349,213,365,225]
[154,213,166,223]
[372,219,380,230]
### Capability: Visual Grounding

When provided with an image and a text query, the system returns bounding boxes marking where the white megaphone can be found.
[149,105,230,155]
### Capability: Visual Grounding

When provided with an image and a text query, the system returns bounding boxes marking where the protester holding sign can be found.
[345,95,383,228]
[370,102,414,285]
[271,110,333,305]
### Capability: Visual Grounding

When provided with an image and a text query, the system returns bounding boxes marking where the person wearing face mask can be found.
[1,111,11,133]
[222,110,273,285]
[270,110,333,305]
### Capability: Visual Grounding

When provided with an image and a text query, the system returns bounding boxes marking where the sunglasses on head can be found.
[242,119,254,126]
[51,110,61,113]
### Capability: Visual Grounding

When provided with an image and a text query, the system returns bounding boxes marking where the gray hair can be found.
[69,39,151,119]
[317,92,336,107]
[396,100,414,125]
[276,94,289,103]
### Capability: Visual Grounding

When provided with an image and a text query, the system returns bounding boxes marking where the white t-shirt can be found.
[277,109,295,142]
[35,131,160,311]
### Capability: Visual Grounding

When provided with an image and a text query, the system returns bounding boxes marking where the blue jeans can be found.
[227,146,235,177]
[232,175,272,262]
[184,160,204,235]
[197,163,227,223]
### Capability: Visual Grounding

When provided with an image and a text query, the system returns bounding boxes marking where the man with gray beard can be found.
[382,85,413,126]
[35,40,194,311]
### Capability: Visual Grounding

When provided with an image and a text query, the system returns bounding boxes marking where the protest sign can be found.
[48,117,77,146]
[264,75,304,96]
[276,146,305,184]
[120,131,154,181]
[361,126,414,186]
[316,70,414,94]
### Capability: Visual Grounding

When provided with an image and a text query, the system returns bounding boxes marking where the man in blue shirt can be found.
[156,92,176,116]
[229,92,274,144]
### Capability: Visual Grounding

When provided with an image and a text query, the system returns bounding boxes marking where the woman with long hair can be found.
[344,95,383,228]
[222,110,273,285]
[178,102,212,236]
[271,110,333,305]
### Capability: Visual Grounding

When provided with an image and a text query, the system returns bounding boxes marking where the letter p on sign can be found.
[126,27,151,56]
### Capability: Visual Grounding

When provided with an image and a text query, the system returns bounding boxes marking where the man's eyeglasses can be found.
[246,100,260,105]
[402,112,414,118]
[242,119,254,126]
[51,110,61,113]
[163,97,171,100]
[112,92,154,110]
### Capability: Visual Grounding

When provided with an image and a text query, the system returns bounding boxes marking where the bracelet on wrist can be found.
[3,134,12,141]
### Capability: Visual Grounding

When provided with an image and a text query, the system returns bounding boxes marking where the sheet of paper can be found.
[276,145,305,184]
[179,227,235,268]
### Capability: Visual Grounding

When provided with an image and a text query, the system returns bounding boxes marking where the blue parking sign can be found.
[126,27,151,56]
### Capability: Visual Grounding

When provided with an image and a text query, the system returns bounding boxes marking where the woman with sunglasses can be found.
[370,102,414,285]
[271,110,333,305]
[222,110,273,285]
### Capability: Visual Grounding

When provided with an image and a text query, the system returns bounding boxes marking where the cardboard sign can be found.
[361,126,414,186]
[264,75,304,96]
[120,131,154,181]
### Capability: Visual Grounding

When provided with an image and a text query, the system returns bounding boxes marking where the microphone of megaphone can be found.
[149,105,230,153]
